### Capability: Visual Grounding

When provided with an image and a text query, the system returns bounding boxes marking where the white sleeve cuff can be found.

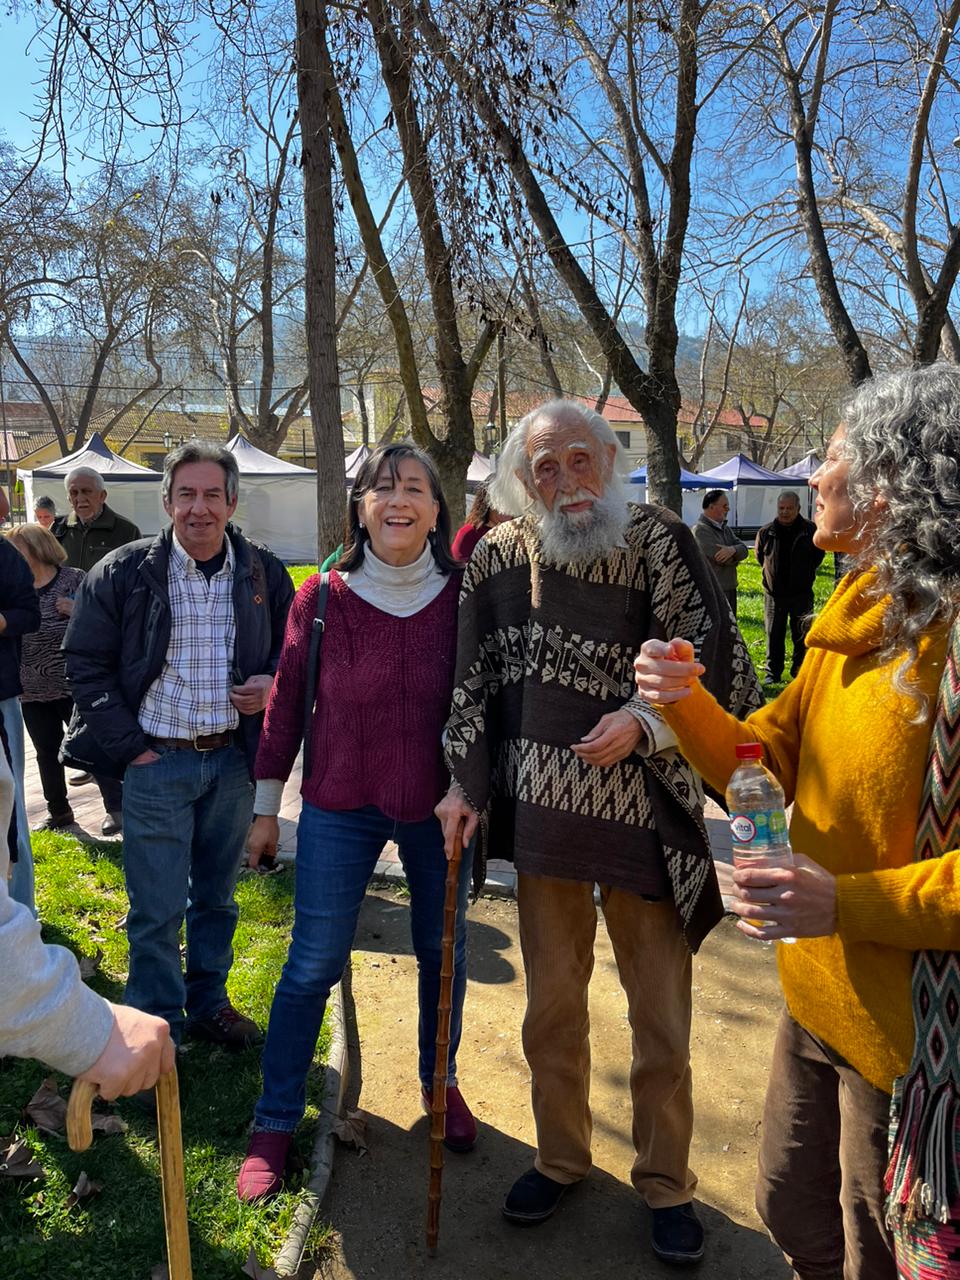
[622,699,679,757]
[254,779,285,816]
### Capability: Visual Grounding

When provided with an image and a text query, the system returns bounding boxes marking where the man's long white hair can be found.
[488,399,632,517]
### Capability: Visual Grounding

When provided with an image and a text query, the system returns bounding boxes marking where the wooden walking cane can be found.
[67,1069,193,1280]
[426,820,464,1256]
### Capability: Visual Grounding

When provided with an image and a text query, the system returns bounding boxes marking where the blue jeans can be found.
[254,803,472,1134]
[2,697,34,914]
[121,743,254,1041]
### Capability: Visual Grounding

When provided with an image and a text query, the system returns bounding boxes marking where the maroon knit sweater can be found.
[254,570,461,822]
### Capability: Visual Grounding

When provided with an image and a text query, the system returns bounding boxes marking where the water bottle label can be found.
[730,808,788,850]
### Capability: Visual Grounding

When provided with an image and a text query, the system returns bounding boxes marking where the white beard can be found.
[538,486,631,566]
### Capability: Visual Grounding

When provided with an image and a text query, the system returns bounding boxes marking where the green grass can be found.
[0,832,331,1280]
[288,565,318,590]
[736,552,840,698]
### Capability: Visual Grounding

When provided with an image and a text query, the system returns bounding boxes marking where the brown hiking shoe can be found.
[186,1002,260,1050]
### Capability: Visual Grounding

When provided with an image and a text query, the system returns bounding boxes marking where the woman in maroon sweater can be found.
[237,444,474,1202]
[451,479,507,562]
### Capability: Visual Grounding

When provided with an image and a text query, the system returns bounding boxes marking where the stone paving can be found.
[22,734,735,896]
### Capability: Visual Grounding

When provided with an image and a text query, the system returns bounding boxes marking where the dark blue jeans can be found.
[254,803,472,1134]
[121,743,254,1041]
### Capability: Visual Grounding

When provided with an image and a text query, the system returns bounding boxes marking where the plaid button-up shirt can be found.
[138,533,239,740]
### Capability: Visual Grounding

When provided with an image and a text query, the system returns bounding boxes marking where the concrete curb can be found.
[272,978,349,1278]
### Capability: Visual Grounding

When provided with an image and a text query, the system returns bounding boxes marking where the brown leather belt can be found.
[151,731,235,752]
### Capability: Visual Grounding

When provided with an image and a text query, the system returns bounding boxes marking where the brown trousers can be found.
[757,1012,896,1280]
[517,873,696,1208]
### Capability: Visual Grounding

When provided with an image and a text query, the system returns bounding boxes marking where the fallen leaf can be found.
[0,1136,43,1179]
[333,1109,368,1152]
[242,1247,281,1279]
[65,1170,102,1209]
[91,1112,127,1136]
[147,1264,169,1280]
[25,1078,67,1134]
[78,947,103,980]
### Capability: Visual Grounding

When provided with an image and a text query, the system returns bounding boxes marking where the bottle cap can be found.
[735,742,763,760]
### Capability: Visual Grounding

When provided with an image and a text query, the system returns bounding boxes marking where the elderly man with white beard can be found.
[436,400,761,1266]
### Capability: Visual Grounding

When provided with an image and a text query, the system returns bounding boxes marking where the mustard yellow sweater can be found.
[663,571,960,1092]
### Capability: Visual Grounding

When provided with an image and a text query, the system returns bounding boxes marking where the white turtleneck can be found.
[253,540,449,817]
[339,540,447,617]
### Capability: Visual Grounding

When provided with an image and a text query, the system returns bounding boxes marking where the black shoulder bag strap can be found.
[302,572,330,778]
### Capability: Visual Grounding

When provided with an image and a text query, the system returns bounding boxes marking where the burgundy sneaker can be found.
[186,1002,260,1050]
[237,1130,292,1203]
[421,1084,478,1153]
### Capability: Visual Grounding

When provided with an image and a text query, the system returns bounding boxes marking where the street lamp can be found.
[162,431,173,451]
[483,421,498,454]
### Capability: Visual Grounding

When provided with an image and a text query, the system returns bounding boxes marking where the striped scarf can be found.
[885,617,960,1275]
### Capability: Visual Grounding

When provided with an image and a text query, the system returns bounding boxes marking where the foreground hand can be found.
[633,638,705,705]
[129,749,161,766]
[247,815,280,869]
[79,1003,175,1101]
[572,710,644,767]
[730,854,838,941]
[714,547,736,565]
[55,596,75,617]
[435,784,478,857]
[229,674,274,715]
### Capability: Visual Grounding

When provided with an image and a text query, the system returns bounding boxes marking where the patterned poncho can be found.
[444,503,763,953]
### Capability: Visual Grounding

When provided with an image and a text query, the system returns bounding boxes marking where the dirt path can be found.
[313,888,790,1280]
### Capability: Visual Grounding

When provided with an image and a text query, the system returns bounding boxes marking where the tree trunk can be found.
[435,449,467,529]
[295,0,346,563]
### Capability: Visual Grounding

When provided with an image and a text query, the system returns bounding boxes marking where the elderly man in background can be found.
[692,488,748,616]
[755,490,824,683]
[437,400,761,1267]
[62,442,293,1053]
[53,467,141,573]
[54,466,141,828]
[33,496,57,529]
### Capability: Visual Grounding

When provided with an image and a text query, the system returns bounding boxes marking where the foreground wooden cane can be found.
[68,1069,193,1280]
[426,821,464,1256]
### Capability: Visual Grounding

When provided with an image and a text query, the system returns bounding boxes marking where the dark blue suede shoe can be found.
[502,1167,577,1224]
[651,1202,704,1266]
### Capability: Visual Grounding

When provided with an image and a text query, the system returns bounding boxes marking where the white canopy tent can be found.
[224,435,317,562]
[21,432,164,534]
[344,444,371,483]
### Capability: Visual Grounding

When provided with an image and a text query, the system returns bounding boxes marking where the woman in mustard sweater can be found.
[635,365,960,1280]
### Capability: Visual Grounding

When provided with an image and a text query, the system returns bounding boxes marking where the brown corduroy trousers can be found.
[516,872,697,1208]
[756,1012,896,1280]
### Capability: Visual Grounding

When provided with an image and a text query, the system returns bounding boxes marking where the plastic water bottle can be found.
[725,742,794,941]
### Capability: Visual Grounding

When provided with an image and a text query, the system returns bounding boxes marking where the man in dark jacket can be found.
[691,489,748,616]
[754,491,824,682]
[53,467,141,572]
[0,533,41,910]
[63,441,294,1050]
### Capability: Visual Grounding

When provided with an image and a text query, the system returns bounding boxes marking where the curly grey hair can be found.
[488,399,630,517]
[843,363,960,717]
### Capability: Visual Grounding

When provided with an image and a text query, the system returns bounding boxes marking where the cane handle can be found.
[66,1078,98,1151]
